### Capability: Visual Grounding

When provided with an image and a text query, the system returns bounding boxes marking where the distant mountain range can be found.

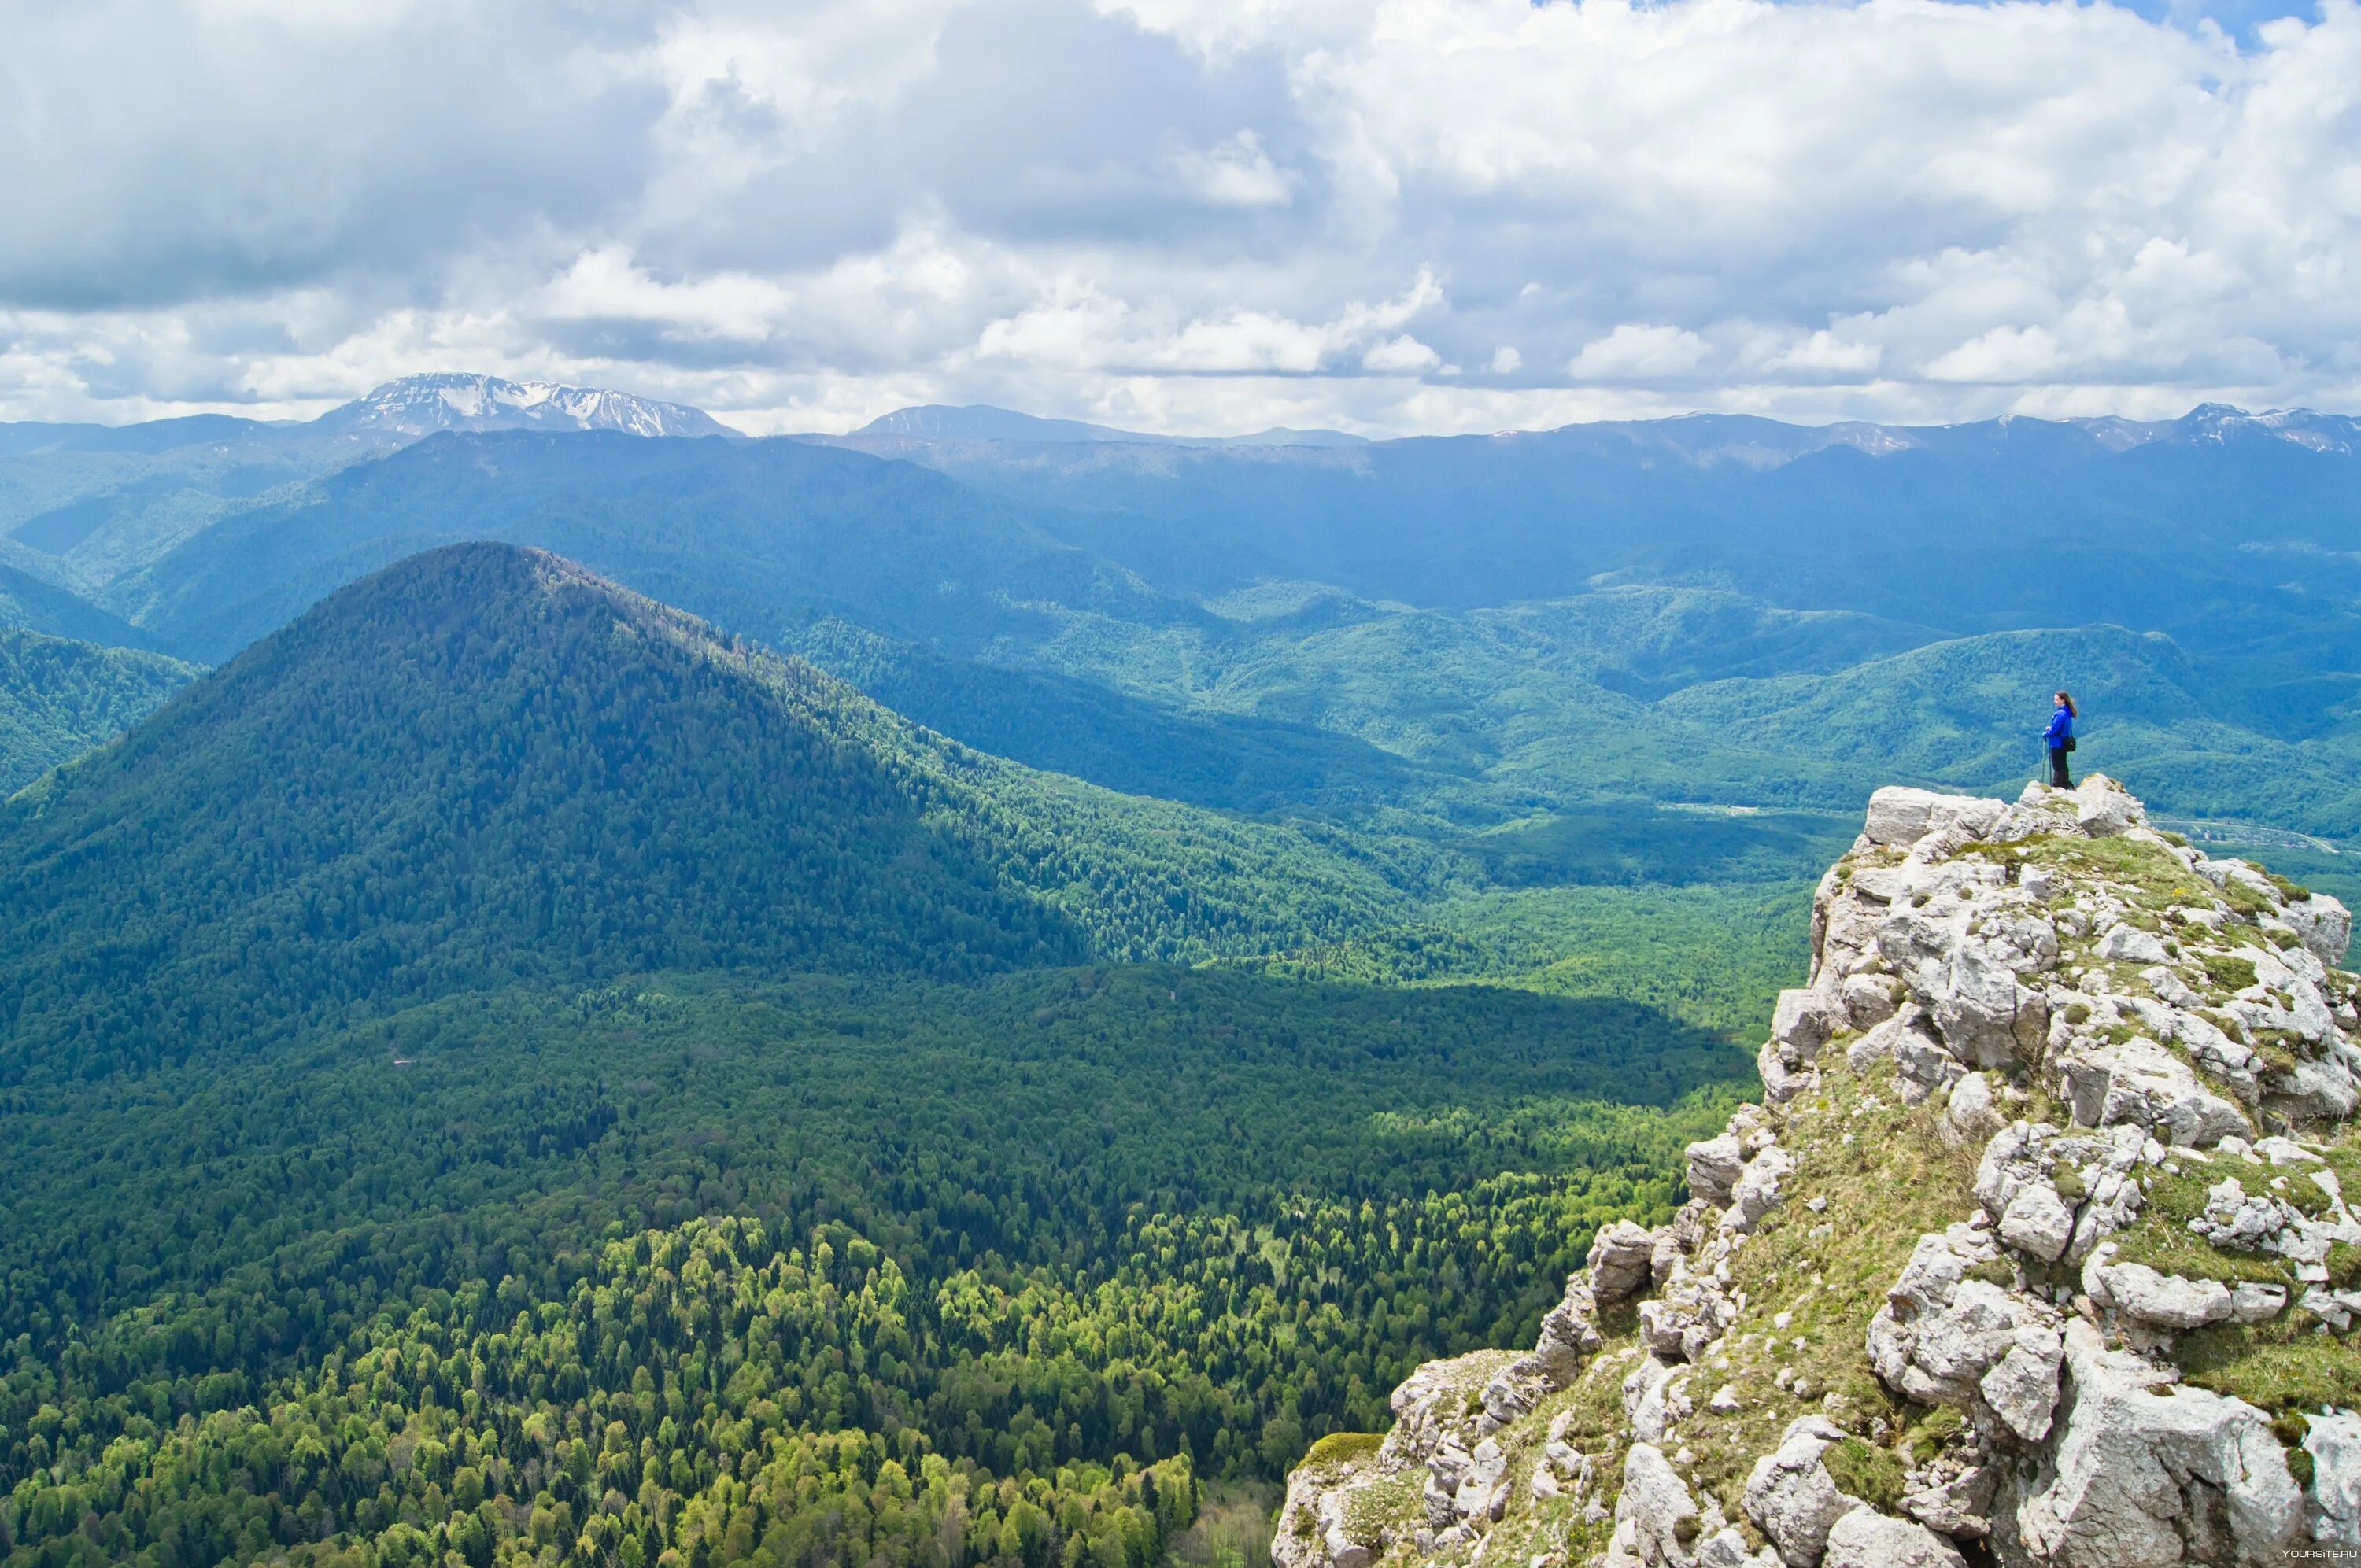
[847,404,1369,448]
[0,372,737,457]
[2,381,2358,842]
[6,377,2360,460]
[840,401,2361,459]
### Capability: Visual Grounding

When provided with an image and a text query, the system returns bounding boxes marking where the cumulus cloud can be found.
[1569,325,1713,382]
[1362,335,1441,373]
[1,0,2358,432]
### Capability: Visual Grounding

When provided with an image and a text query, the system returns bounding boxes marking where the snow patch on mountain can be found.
[313,374,736,440]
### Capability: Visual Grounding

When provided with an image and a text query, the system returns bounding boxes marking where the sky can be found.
[2,0,2357,437]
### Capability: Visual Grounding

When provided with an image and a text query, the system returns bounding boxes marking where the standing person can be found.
[2044,691,2078,788]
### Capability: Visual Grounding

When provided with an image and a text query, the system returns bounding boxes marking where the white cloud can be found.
[970,267,1441,377]
[3,0,2361,432]
[1362,334,1441,373]
[1923,324,2067,383]
[1569,324,1712,381]
[1769,330,1882,377]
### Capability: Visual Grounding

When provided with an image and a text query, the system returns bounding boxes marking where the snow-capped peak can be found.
[312,374,737,440]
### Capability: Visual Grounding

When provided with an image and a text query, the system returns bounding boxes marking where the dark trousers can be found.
[2049,747,2071,788]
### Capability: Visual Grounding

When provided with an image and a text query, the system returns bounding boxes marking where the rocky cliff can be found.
[1275,776,2361,1568]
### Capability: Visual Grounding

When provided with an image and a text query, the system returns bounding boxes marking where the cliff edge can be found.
[1276,775,2361,1568]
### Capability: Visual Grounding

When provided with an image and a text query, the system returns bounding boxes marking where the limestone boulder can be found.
[1624,1355,1682,1446]
[1723,1145,1795,1235]
[1494,1275,1605,1417]
[2096,924,2170,965]
[1930,940,2048,1070]
[2084,1258,2234,1330]
[2056,1035,2248,1147]
[1820,1511,1965,1568]
[1975,1120,2146,1267]
[2071,776,2144,837]
[1772,986,1847,1056]
[2185,1175,2301,1253]
[2263,1053,2361,1126]
[2285,892,2353,968]
[1892,1026,1967,1105]
[1688,1135,1746,1206]
[1979,1324,2068,1443]
[2306,1410,2361,1547]
[1761,1036,1819,1105]
[1376,1349,1498,1470]
[1863,788,1956,848]
[1840,972,1904,1029]
[1620,1444,1707,1568]
[1995,1181,2075,1264]
[1945,1072,2004,1142]
[1866,1227,2064,1441]
[1847,1006,1936,1075]
[2016,1321,2300,1567]
[1589,1219,1657,1304]
[1901,1456,1996,1540]
[1742,1416,1864,1567]
[1639,1265,1738,1365]
[2228,1281,2289,1322]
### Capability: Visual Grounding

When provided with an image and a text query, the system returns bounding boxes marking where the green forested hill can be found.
[0,625,198,792]
[0,544,1400,1082]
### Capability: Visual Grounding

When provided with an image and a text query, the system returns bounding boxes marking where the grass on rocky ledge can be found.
[1443,1335,1649,1568]
[2109,1159,2302,1288]
[2159,1121,2361,1414]
[1336,1050,1991,1564]
[1613,1055,1986,1544]
[2177,1315,2361,1415]
[1968,832,2230,923]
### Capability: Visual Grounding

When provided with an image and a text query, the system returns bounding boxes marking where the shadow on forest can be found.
[1,961,1753,1340]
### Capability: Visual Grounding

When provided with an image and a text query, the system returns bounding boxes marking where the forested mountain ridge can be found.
[0,558,157,648]
[0,625,198,792]
[0,542,1402,1082]
[103,431,1186,666]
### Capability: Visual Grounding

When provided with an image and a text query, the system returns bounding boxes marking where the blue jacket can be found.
[2045,706,2075,747]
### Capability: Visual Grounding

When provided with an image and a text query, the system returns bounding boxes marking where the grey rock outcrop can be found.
[1590,1220,1658,1304]
[2306,1411,2361,1546]
[1867,1228,2066,1442]
[2055,1036,2248,1147]
[1617,1445,1707,1568]
[2082,1256,2234,1330]
[1821,1511,1967,1568]
[2016,1321,2301,1566]
[1743,1417,1864,1567]
[1277,780,2361,1568]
